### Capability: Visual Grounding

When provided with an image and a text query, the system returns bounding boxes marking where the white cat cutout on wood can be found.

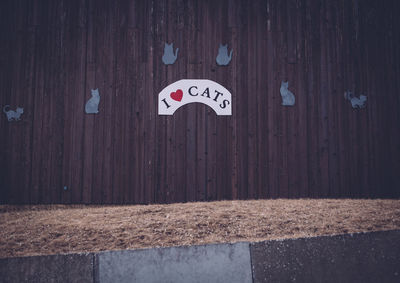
[280,81,295,106]
[3,105,24,121]
[162,43,179,65]
[216,44,233,66]
[85,89,100,114]
[344,90,367,109]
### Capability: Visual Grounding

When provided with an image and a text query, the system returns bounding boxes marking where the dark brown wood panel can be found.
[1,0,399,204]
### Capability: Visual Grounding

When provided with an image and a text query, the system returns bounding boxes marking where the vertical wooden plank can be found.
[1,1,31,203]
[81,0,96,204]
[214,0,223,200]
[89,0,116,204]
[23,6,40,204]
[185,101,197,202]
[141,0,155,203]
[86,0,102,204]
[236,0,249,199]
[59,2,88,204]
[384,0,398,196]
[392,0,400,196]
[214,0,229,200]
[103,2,117,204]
[318,0,330,197]
[133,26,144,203]
[277,0,289,198]
[352,0,364,197]
[255,0,268,198]
[125,27,140,203]
[165,0,177,203]
[285,0,299,198]
[386,0,399,196]
[222,8,234,201]
[195,0,207,201]
[40,1,54,203]
[334,0,345,197]
[367,0,385,197]
[153,0,168,203]
[204,1,217,201]
[374,3,389,197]
[338,0,350,197]
[356,0,370,197]
[14,19,35,204]
[30,4,51,203]
[172,0,187,203]
[142,0,155,204]
[110,2,127,203]
[45,1,67,203]
[304,0,320,197]
[295,0,309,198]
[266,0,279,198]
[246,0,258,199]
[135,1,147,203]
[0,0,14,203]
[345,0,358,197]
[363,10,376,197]
[326,0,340,197]
[228,20,238,201]
[230,27,238,200]
[370,0,383,197]
[228,0,240,200]
[185,0,198,202]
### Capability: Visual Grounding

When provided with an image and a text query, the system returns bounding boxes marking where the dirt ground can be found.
[1,199,400,258]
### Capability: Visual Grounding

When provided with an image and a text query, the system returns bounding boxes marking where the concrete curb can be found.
[251,230,400,283]
[95,242,252,283]
[0,252,93,283]
[1,230,399,283]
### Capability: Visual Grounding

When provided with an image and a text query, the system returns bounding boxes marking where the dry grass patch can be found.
[1,199,400,258]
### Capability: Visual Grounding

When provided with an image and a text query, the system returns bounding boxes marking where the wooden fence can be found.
[1,0,399,204]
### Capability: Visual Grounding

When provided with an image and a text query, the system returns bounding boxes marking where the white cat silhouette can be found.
[162,43,179,65]
[280,81,295,106]
[216,44,233,66]
[85,89,100,114]
[344,90,367,109]
[3,105,24,121]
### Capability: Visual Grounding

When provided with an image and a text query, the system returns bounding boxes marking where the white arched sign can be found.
[158,79,232,115]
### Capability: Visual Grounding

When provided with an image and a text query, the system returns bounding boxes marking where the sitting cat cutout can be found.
[162,43,179,65]
[3,105,24,121]
[85,89,100,114]
[216,44,233,66]
[280,81,295,106]
[344,90,367,109]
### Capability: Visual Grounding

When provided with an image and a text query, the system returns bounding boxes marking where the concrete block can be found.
[0,253,94,283]
[251,230,400,283]
[96,242,252,283]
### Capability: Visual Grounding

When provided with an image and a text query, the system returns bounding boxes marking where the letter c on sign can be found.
[188,86,198,96]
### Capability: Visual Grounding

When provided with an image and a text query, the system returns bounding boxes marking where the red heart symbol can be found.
[170,89,183,102]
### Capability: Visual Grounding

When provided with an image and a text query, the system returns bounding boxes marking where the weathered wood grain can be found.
[1,0,399,204]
